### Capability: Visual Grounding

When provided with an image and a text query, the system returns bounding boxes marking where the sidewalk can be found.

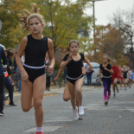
[14,85,98,96]
[13,85,98,102]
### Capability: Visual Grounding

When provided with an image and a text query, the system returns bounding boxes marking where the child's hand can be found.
[104,68,108,71]
[67,54,72,62]
[48,65,54,75]
[45,66,48,69]
[21,70,29,81]
[97,73,100,76]
[54,77,59,81]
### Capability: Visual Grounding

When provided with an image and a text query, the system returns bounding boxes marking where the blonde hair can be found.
[123,65,126,68]
[18,3,45,31]
[102,54,111,62]
[112,59,117,64]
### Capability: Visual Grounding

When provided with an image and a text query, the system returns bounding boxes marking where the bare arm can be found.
[54,66,65,81]
[118,67,123,76]
[60,55,72,69]
[16,37,28,81]
[16,36,27,72]
[104,68,113,74]
[47,38,55,74]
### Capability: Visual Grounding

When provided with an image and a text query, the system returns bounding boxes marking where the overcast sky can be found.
[86,0,134,25]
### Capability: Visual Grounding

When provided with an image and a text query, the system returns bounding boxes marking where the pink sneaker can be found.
[36,132,44,134]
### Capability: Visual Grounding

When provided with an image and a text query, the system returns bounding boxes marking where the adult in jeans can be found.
[0,45,7,116]
[85,63,93,85]
[4,49,16,106]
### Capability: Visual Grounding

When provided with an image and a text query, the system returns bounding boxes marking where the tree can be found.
[0,0,93,52]
[110,8,134,68]
[87,24,128,66]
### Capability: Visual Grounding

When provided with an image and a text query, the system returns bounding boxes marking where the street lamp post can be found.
[90,0,107,58]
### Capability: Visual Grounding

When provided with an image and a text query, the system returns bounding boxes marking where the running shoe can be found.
[36,132,44,134]
[79,106,84,116]
[73,109,79,120]
[104,101,108,105]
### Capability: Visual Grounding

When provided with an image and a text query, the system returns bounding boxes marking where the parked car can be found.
[83,62,101,85]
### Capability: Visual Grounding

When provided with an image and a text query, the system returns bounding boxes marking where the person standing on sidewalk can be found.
[0,45,7,116]
[16,3,55,134]
[45,53,51,91]
[4,49,17,106]
[98,54,113,105]
[85,63,93,85]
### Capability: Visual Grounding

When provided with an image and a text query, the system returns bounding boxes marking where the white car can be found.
[83,62,101,85]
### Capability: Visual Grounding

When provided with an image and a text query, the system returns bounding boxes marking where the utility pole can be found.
[89,0,107,60]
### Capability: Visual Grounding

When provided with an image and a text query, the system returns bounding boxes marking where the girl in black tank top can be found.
[16,4,55,134]
[57,40,93,120]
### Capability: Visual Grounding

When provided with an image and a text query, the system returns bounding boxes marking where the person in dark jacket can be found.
[5,49,16,106]
[0,45,7,116]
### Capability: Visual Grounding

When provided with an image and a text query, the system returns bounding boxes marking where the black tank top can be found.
[63,53,85,78]
[24,34,48,66]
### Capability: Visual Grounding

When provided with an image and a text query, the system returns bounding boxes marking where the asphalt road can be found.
[0,86,134,134]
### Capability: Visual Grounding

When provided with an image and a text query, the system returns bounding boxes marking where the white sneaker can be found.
[73,109,79,120]
[79,106,84,115]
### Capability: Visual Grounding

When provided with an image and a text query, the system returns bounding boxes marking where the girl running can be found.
[16,3,55,134]
[98,54,113,105]
[111,60,122,96]
[56,40,92,120]
[122,65,128,90]
[54,60,86,116]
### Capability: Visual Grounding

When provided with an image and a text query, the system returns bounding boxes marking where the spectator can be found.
[0,44,7,116]
[85,63,93,85]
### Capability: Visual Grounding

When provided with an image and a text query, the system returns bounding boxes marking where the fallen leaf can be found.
[65,124,68,127]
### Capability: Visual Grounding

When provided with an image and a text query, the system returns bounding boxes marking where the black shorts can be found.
[67,75,83,85]
[24,66,45,83]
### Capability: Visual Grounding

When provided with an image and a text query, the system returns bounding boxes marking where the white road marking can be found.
[25,126,63,133]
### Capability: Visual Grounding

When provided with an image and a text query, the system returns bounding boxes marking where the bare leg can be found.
[63,84,71,101]
[21,80,33,112]
[63,83,82,107]
[74,78,84,106]
[33,75,46,127]
[113,78,118,94]
[67,81,76,110]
